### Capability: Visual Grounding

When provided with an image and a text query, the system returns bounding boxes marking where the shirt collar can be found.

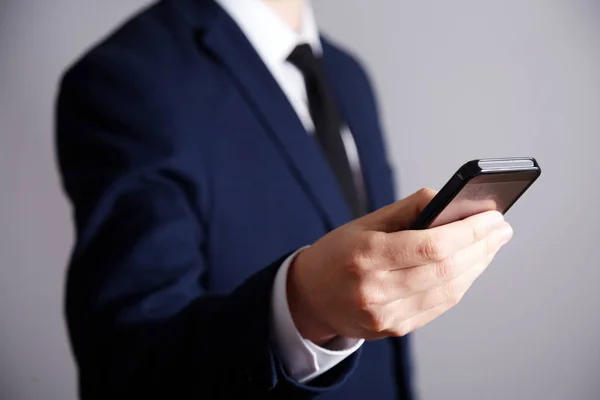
[215,0,322,70]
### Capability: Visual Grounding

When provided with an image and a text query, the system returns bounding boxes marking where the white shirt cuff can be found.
[270,247,364,383]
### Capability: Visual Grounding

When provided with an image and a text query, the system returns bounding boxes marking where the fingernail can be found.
[498,222,513,245]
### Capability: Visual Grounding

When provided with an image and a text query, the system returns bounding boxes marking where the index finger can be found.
[388,210,505,266]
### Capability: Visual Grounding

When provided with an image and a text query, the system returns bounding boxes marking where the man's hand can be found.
[287,189,513,345]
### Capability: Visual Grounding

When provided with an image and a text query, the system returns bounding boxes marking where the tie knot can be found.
[287,43,320,75]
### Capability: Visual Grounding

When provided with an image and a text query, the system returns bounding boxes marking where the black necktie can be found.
[288,44,364,218]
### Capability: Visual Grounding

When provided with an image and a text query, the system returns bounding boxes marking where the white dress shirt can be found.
[215,0,364,383]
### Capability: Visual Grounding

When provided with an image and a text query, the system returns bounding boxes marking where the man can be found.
[56,0,513,398]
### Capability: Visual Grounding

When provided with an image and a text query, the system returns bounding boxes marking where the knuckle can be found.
[417,235,444,261]
[369,285,387,306]
[355,283,384,311]
[362,231,386,256]
[363,310,388,333]
[393,271,411,294]
[355,285,390,333]
[435,256,456,280]
[349,232,386,272]
[346,249,369,274]
[354,285,371,311]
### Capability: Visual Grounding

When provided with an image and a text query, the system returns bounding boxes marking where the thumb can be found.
[357,188,437,233]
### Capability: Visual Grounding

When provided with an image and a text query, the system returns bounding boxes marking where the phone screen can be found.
[430,171,538,227]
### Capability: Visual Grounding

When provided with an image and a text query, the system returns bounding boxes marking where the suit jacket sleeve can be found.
[56,48,360,399]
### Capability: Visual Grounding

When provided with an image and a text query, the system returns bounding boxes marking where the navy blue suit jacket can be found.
[56,0,413,398]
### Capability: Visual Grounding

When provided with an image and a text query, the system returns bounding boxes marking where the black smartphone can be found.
[410,157,541,230]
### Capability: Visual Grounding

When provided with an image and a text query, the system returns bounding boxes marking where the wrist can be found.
[287,248,337,346]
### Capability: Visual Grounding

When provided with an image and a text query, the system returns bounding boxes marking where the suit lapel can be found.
[181,0,351,229]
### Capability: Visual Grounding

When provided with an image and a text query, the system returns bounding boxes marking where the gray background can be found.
[1,0,599,399]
